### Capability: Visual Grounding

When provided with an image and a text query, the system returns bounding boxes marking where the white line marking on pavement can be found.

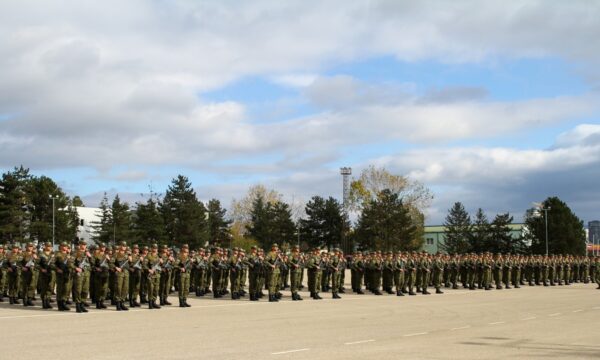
[344,339,375,345]
[572,309,583,313]
[593,307,600,310]
[520,317,536,321]
[489,321,505,325]
[272,349,309,355]
[450,326,471,331]
[403,332,428,337]
[548,313,561,317]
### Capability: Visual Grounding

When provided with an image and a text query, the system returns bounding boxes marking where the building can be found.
[421,224,526,253]
[74,206,101,245]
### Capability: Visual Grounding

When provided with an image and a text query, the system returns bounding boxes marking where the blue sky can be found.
[1,1,600,225]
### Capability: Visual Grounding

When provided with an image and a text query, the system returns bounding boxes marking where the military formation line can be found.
[1,240,599,313]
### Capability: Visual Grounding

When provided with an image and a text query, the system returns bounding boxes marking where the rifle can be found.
[151,261,162,273]
[119,257,130,271]
[132,258,142,270]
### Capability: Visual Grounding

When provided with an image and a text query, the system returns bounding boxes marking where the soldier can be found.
[306,248,323,300]
[368,251,383,295]
[111,241,131,311]
[193,248,208,297]
[93,243,110,309]
[144,244,162,309]
[503,254,512,289]
[329,249,342,299]
[432,253,444,294]
[210,248,224,298]
[382,252,394,294]
[482,253,493,290]
[176,244,192,307]
[5,244,22,304]
[493,254,503,290]
[129,244,143,307]
[139,245,149,304]
[228,248,242,299]
[405,252,418,295]
[350,251,365,294]
[288,245,303,301]
[418,251,431,295]
[264,243,281,302]
[594,256,600,289]
[53,242,72,311]
[159,245,174,305]
[244,246,259,301]
[37,242,54,309]
[72,240,91,313]
[20,242,37,306]
[393,251,405,296]
[238,250,248,297]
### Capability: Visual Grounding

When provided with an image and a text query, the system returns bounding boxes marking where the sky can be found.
[1,0,600,225]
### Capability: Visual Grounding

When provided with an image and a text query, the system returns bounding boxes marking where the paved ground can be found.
[1,275,599,360]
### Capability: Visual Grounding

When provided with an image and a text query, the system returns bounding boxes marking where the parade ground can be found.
[1,274,598,360]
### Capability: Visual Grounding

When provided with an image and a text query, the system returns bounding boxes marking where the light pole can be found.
[49,195,59,248]
[542,207,551,256]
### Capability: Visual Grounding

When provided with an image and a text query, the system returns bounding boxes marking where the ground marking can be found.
[450,326,471,331]
[548,313,561,317]
[403,332,428,337]
[489,321,505,325]
[520,317,536,321]
[271,348,309,355]
[344,339,375,345]
[572,309,583,313]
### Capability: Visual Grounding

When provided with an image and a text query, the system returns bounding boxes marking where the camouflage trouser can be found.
[7,269,19,298]
[178,271,190,300]
[229,269,240,294]
[503,268,511,287]
[159,270,171,300]
[512,268,521,286]
[308,269,320,294]
[331,270,340,295]
[290,270,301,295]
[72,271,90,304]
[194,268,206,294]
[266,270,279,296]
[114,270,129,302]
[239,269,247,292]
[95,272,109,301]
[0,269,6,295]
[493,268,502,288]
[382,269,393,291]
[406,270,416,293]
[129,270,141,302]
[20,268,36,299]
[393,270,405,292]
[56,273,70,301]
[433,269,443,289]
[420,270,430,290]
[147,273,160,301]
[39,272,53,301]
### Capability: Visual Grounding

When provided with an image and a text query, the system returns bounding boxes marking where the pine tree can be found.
[91,193,113,245]
[207,199,232,247]
[441,202,472,254]
[355,189,418,251]
[111,194,132,244]
[525,197,586,255]
[469,208,490,253]
[300,196,345,250]
[0,166,32,243]
[133,197,165,246]
[160,175,207,248]
[488,213,523,253]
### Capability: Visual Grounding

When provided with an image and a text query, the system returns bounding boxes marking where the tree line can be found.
[442,197,586,255]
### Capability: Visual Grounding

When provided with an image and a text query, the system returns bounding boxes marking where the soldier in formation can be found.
[1,241,599,311]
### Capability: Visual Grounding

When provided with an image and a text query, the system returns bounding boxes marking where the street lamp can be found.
[541,207,551,256]
[49,195,59,248]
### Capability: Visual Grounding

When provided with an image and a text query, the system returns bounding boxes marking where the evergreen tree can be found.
[300,196,345,250]
[269,201,296,247]
[160,175,207,248]
[207,199,232,247]
[0,166,32,243]
[111,194,132,243]
[488,213,523,253]
[355,189,418,251]
[91,193,113,245]
[441,202,472,254]
[525,197,586,255]
[469,208,490,253]
[245,196,270,248]
[133,197,165,246]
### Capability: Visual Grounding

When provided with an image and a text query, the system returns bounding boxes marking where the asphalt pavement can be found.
[1,274,599,360]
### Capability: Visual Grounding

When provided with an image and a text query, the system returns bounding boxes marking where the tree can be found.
[488,213,524,253]
[441,202,472,254]
[133,196,165,246]
[245,196,296,249]
[230,184,281,237]
[72,196,85,207]
[160,175,208,248]
[469,208,490,253]
[348,166,431,249]
[111,194,132,244]
[0,166,32,243]
[269,201,297,247]
[207,199,232,247]
[300,196,346,250]
[525,197,586,255]
[355,189,419,251]
[91,193,113,245]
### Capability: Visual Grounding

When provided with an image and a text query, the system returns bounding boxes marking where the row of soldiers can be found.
[349,251,600,296]
[1,242,599,312]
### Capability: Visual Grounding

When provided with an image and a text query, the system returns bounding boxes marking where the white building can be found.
[74,206,102,245]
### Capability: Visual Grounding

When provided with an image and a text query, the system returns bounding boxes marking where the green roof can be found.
[424,224,525,233]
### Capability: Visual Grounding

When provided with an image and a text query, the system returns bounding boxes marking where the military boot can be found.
[396,290,404,296]
[296,293,303,301]
[436,288,444,294]
[81,303,89,313]
[184,298,191,307]
[332,292,341,299]
[179,298,184,307]
[120,301,129,311]
[22,297,29,307]
[152,300,161,309]
[116,302,122,311]
[76,303,83,313]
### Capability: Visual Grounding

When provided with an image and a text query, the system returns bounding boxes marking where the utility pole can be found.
[542,207,551,256]
[49,195,59,248]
